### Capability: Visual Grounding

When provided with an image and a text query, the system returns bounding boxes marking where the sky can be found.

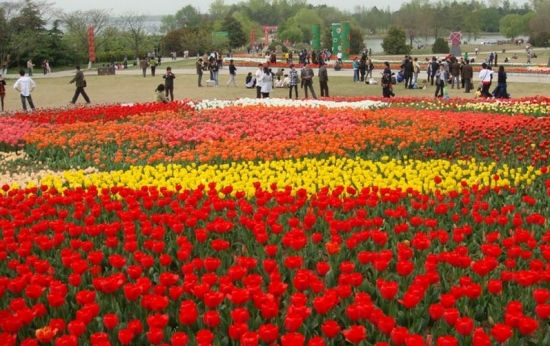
[50,0,415,16]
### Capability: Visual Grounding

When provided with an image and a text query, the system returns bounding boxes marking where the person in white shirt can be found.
[259,66,273,98]
[13,69,36,111]
[255,63,264,98]
[478,62,493,98]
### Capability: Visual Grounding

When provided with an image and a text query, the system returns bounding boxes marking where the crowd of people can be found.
[379,52,510,99]
[1,46,523,113]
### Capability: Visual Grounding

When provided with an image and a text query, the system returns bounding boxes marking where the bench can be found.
[97,67,116,75]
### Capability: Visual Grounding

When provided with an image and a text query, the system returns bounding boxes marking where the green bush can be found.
[432,38,450,54]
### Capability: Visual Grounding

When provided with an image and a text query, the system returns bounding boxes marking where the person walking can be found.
[140,57,149,77]
[450,58,461,89]
[196,58,204,87]
[318,61,329,97]
[429,57,439,86]
[209,59,219,87]
[226,59,237,87]
[478,63,493,98]
[434,64,448,98]
[163,67,176,101]
[352,57,360,82]
[300,63,317,99]
[27,59,34,76]
[288,64,299,100]
[381,62,394,98]
[13,69,36,112]
[492,65,508,98]
[462,60,473,93]
[149,58,158,77]
[0,74,6,112]
[69,65,90,105]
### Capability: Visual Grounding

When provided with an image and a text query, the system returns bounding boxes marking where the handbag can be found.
[82,80,87,88]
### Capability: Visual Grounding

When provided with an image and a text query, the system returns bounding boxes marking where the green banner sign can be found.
[331,23,341,56]
[312,24,321,51]
[340,22,350,60]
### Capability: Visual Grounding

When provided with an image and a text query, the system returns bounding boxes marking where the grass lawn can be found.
[2,71,549,111]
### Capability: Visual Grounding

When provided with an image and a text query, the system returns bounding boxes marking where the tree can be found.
[221,15,247,49]
[159,15,178,33]
[396,0,424,47]
[321,27,332,50]
[117,12,150,58]
[349,26,365,54]
[381,25,411,55]
[1,0,54,70]
[432,37,450,53]
[209,0,230,22]
[499,13,524,39]
[60,9,117,66]
[175,5,203,28]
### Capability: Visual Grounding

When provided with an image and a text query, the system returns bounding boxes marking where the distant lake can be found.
[365,33,527,53]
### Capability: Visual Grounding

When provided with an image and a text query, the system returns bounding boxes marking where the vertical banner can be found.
[340,22,350,60]
[312,24,320,51]
[87,26,95,63]
[331,23,341,56]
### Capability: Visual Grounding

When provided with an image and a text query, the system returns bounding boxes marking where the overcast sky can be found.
[49,0,428,16]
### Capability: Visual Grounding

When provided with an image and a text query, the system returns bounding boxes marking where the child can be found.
[475,86,482,98]
[162,67,176,101]
[155,84,168,103]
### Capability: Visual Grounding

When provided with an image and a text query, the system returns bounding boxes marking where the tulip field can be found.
[2,96,550,346]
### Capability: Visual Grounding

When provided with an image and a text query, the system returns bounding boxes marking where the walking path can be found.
[4,57,550,84]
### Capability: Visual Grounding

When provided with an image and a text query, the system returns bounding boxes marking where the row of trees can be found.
[1,0,549,71]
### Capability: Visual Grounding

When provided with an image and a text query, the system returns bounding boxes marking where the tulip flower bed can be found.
[2,97,550,345]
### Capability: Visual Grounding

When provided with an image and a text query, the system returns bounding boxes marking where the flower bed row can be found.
[1,97,550,345]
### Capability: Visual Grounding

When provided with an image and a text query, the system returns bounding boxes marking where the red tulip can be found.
[146,327,164,344]
[518,316,538,335]
[443,308,460,326]
[535,303,550,319]
[67,320,86,337]
[342,325,367,344]
[405,334,426,346]
[533,288,550,304]
[258,323,279,343]
[490,323,513,343]
[118,329,134,345]
[486,279,502,295]
[127,320,143,335]
[240,331,260,346]
[302,336,323,346]
[178,300,198,325]
[229,323,249,340]
[377,280,399,300]
[203,310,220,328]
[103,313,119,329]
[429,303,445,320]
[321,319,341,338]
[455,317,474,336]
[472,328,491,346]
[171,331,189,346]
[390,326,409,345]
[436,335,458,346]
[195,329,214,345]
[284,313,303,332]
[281,332,306,346]
[377,315,396,335]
